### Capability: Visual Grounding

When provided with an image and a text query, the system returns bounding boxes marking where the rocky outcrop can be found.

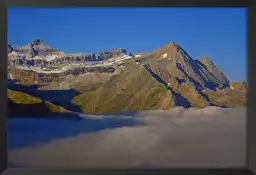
[98,48,128,61]
[99,52,112,60]
[111,48,127,56]
[8,45,13,54]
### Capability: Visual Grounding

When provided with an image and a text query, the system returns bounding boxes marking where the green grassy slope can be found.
[8,89,70,117]
[72,63,176,114]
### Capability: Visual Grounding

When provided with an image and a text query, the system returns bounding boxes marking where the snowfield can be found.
[33,54,59,61]
[11,55,133,74]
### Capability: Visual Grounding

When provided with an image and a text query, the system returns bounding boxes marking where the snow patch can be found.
[162,53,168,58]
[12,55,132,74]
[8,73,14,80]
[33,54,59,61]
[8,51,19,56]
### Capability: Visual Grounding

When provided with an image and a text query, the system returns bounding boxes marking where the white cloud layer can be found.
[8,107,246,168]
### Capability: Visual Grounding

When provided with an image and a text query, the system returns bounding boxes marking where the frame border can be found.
[1,0,255,175]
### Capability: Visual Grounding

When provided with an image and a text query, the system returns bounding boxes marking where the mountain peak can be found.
[199,56,213,64]
[157,41,178,51]
[171,41,177,46]
[200,56,210,60]
[230,80,247,91]
[31,39,45,46]
[165,41,178,48]
[27,39,52,50]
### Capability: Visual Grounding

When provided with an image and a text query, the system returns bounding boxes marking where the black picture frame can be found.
[1,0,255,174]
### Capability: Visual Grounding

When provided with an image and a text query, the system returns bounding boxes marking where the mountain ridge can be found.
[7,39,246,116]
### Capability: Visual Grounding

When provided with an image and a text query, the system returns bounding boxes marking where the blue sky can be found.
[8,8,247,81]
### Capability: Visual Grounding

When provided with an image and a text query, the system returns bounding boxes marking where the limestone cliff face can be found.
[8,39,129,67]
[8,65,115,85]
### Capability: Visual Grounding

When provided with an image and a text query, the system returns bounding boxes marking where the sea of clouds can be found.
[8,107,246,168]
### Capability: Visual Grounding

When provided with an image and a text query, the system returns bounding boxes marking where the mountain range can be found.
[7,39,247,117]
